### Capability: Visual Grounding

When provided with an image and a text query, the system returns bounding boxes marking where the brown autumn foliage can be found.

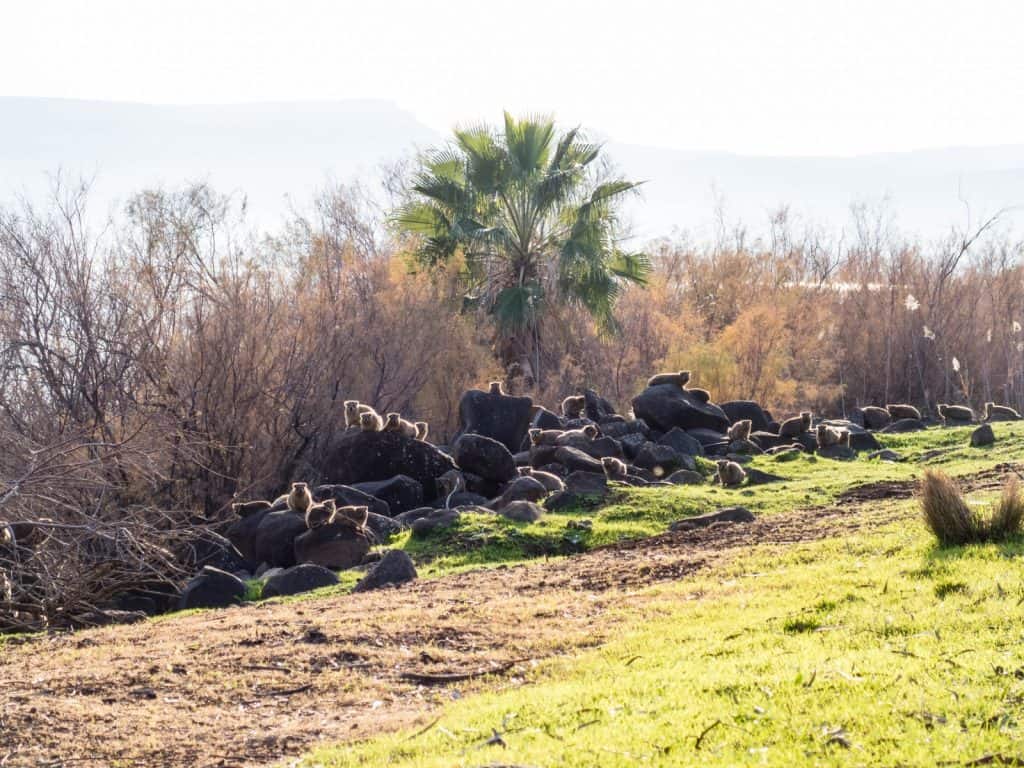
[0,176,1022,628]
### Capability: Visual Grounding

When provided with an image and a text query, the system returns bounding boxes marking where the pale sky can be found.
[2,0,1023,156]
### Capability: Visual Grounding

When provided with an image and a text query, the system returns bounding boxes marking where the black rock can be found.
[634,442,693,475]
[880,418,927,433]
[453,387,534,454]
[178,530,251,573]
[293,522,371,570]
[263,563,339,598]
[971,423,996,447]
[453,433,518,482]
[564,470,609,495]
[353,550,418,592]
[314,484,391,518]
[351,475,424,515]
[553,446,605,474]
[849,431,881,451]
[744,467,786,485]
[179,566,246,610]
[583,388,618,422]
[365,512,405,543]
[868,448,904,461]
[686,427,729,446]
[544,471,608,510]
[500,500,545,522]
[409,508,462,537]
[670,507,755,531]
[226,509,306,569]
[619,432,649,460]
[719,401,772,433]
[600,419,650,439]
[491,475,548,509]
[666,469,705,485]
[531,406,564,430]
[657,427,705,457]
[632,383,730,433]
[322,429,456,499]
[750,431,790,451]
[529,444,561,468]
[573,436,624,460]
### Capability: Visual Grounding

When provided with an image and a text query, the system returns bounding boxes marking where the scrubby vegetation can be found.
[920,469,1024,545]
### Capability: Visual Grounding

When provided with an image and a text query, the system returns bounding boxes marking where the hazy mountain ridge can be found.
[1,97,1021,239]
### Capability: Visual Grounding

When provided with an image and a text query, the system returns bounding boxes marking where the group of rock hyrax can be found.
[224,370,1022,582]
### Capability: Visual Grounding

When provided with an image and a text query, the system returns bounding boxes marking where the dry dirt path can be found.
[0,467,1012,768]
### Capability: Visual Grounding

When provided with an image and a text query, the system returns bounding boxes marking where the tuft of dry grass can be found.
[920,469,1024,545]
[989,475,1024,540]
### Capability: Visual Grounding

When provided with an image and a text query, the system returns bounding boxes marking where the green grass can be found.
[300,505,1024,767]
[388,422,1024,575]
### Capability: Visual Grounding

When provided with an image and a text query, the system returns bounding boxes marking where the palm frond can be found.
[492,282,545,333]
[503,112,556,177]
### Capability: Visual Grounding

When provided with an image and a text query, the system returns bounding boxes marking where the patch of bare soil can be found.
[834,461,1020,506]
[0,466,1014,768]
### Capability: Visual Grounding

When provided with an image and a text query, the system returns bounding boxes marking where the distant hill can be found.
[1,98,1022,241]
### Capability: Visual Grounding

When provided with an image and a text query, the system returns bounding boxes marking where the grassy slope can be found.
[395,422,1024,577]
[298,423,1024,766]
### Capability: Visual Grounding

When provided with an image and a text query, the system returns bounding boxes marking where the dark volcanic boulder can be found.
[545,470,608,510]
[490,475,548,510]
[633,383,730,433]
[600,419,650,439]
[719,401,771,433]
[971,423,995,447]
[750,431,790,451]
[669,506,755,531]
[619,432,648,460]
[226,509,306,568]
[554,446,604,474]
[583,388,618,422]
[667,469,705,485]
[529,444,560,468]
[263,563,339,598]
[849,431,881,452]
[453,387,534,454]
[531,406,564,431]
[353,550,418,592]
[880,418,927,433]
[657,427,704,457]
[407,508,461,538]
[323,429,456,499]
[686,427,729,446]
[634,443,694,475]
[453,434,517,482]
[314,484,390,518]
[179,566,246,610]
[500,500,544,522]
[293,521,371,569]
[352,475,423,515]
[178,530,251,573]
[568,435,623,460]
[365,512,404,543]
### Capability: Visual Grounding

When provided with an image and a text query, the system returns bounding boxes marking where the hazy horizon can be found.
[3,0,1023,239]
[3,96,1022,242]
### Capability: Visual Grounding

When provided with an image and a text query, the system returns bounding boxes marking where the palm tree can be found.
[393,112,649,386]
